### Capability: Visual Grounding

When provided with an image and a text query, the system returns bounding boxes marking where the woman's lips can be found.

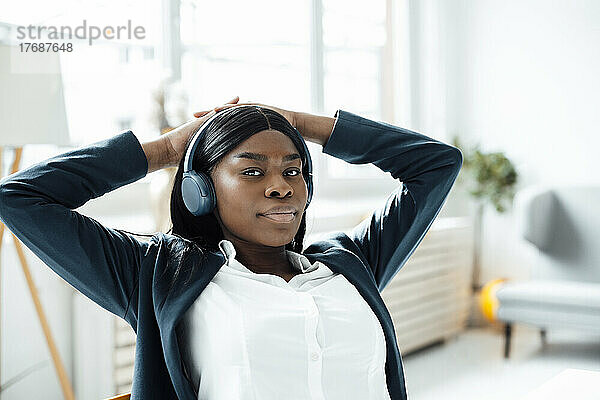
[258,212,296,223]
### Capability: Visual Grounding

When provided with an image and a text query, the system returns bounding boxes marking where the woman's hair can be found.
[119,106,310,310]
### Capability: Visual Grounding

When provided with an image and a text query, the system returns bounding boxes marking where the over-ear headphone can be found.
[181,106,314,216]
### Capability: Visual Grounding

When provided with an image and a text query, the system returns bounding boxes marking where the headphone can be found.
[181,106,314,216]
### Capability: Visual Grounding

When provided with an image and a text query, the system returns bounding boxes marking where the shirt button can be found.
[311,352,320,361]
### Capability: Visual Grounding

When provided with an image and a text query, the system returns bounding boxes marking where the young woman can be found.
[0,97,462,400]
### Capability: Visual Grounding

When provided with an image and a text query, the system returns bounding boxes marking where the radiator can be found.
[381,216,474,354]
[112,318,136,394]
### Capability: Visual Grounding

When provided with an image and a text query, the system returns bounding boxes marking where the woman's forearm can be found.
[141,136,178,174]
[141,113,220,174]
[296,112,335,147]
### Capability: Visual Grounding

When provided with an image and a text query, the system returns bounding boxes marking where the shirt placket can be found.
[300,292,325,400]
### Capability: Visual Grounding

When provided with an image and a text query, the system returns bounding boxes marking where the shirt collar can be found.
[217,239,317,274]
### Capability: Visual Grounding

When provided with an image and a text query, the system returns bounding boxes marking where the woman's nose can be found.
[265,176,293,198]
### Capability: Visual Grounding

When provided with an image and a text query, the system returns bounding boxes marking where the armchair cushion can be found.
[496,280,600,331]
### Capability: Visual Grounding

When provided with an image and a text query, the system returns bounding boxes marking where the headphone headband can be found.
[183,111,222,173]
[181,106,313,216]
[183,106,312,179]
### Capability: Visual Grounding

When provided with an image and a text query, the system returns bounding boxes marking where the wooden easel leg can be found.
[11,234,75,400]
[0,146,75,399]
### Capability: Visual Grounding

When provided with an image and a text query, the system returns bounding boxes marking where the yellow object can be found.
[479,278,509,322]
[105,394,130,400]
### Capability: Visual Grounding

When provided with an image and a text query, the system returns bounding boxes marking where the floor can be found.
[402,325,600,400]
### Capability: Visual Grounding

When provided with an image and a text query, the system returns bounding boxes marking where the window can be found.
[177,0,393,192]
[119,46,130,64]
[322,0,388,180]
[179,0,311,111]
[179,0,322,179]
[3,0,401,189]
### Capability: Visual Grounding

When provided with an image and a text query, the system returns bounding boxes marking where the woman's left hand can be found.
[193,100,299,131]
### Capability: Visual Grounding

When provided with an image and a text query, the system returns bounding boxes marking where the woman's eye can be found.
[242,169,301,177]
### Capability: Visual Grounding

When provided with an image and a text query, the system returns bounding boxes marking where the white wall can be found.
[429,0,600,284]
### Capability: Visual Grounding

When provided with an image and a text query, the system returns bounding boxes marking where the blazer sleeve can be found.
[0,131,151,320]
[322,110,463,292]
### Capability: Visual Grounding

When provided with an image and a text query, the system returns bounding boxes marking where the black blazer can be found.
[0,109,462,399]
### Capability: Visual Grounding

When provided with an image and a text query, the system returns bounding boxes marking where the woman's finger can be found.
[229,102,261,108]
[193,97,238,117]
[214,103,240,112]
[215,100,259,111]
[193,110,211,118]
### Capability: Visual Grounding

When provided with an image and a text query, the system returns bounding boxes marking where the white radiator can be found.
[113,318,136,395]
[381,217,473,354]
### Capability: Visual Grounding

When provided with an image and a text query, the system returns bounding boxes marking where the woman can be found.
[0,97,462,400]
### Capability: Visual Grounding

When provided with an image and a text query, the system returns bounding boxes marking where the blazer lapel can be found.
[154,245,226,399]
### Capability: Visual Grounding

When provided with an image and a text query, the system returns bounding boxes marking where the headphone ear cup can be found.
[182,171,217,216]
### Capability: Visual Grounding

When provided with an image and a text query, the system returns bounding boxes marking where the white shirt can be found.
[176,239,392,400]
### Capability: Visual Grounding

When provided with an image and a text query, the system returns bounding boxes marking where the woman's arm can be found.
[306,109,463,293]
[0,98,233,322]
[0,131,152,322]
[142,108,222,173]
[140,97,241,173]
[205,101,336,147]
[204,103,461,292]
[295,112,335,147]
[141,135,177,173]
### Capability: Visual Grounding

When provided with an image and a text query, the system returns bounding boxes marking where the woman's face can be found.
[209,129,308,247]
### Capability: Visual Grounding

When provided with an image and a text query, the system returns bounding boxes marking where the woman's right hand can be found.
[164,96,239,168]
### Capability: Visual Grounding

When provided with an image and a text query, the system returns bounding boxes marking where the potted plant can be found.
[451,136,519,295]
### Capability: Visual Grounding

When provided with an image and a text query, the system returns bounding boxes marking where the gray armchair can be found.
[492,185,600,358]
